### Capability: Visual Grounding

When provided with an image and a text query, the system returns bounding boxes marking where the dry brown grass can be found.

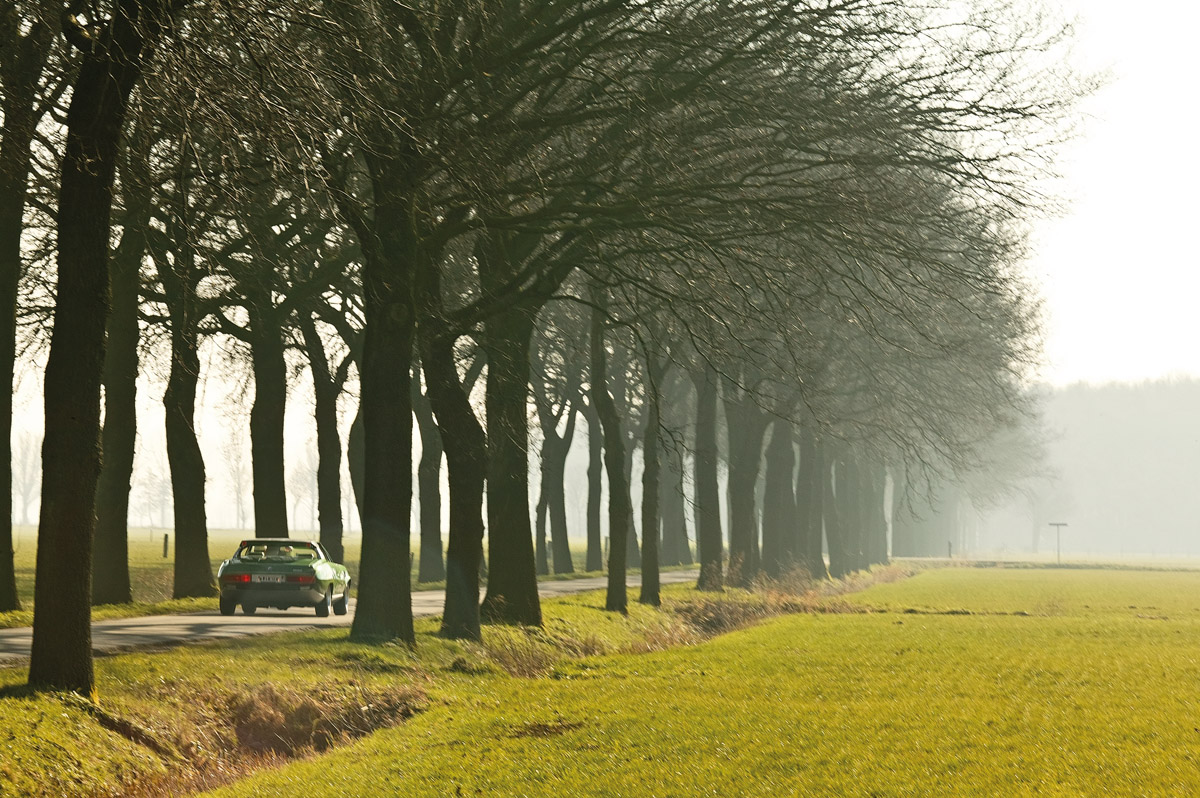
[93,680,425,798]
[635,562,919,652]
[481,630,560,678]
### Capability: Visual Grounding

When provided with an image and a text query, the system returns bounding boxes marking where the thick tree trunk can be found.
[691,365,723,590]
[350,252,415,643]
[92,215,144,605]
[611,361,640,570]
[824,453,849,579]
[413,369,445,581]
[422,335,487,640]
[30,0,179,694]
[724,387,767,586]
[761,419,796,579]
[164,324,216,598]
[591,301,630,613]
[536,408,576,575]
[299,316,346,564]
[249,311,289,537]
[546,428,575,574]
[659,443,691,566]
[480,306,541,626]
[584,397,604,571]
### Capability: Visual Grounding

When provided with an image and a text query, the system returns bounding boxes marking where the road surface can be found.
[0,570,698,665]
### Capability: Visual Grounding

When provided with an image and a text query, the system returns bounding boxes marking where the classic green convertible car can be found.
[217,538,351,617]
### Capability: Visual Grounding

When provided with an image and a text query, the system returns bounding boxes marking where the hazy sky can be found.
[1033,0,1200,385]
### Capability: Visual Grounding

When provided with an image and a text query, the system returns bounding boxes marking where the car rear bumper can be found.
[220,584,327,608]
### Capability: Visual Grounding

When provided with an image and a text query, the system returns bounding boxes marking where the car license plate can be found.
[252,574,285,583]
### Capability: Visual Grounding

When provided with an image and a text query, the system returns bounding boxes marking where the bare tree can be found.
[30,0,195,696]
[0,0,68,612]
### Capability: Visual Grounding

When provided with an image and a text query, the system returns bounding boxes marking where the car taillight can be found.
[221,573,251,584]
[287,574,316,584]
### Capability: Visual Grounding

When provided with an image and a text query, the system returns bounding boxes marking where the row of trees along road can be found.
[0,0,1082,695]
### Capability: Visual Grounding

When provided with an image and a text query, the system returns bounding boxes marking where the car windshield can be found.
[235,543,318,562]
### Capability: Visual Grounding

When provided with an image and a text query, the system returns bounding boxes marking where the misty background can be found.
[975,378,1200,559]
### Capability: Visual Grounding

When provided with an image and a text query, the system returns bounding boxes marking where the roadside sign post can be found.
[1049,522,1068,564]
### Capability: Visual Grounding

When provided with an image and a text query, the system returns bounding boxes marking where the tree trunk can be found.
[864,463,889,566]
[724,385,768,586]
[622,443,641,569]
[349,236,415,643]
[249,309,289,537]
[806,435,828,579]
[534,485,550,575]
[92,209,144,605]
[824,452,849,579]
[347,408,365,531]
[692,365,723,591]
[299,315,346,564]
[546,423,576,574]
[639,371,662,607]
[0,12,55,613]
[584,396,604,571]
[590,300,630,613]
[413,367,445,581]
[30,0,181,694]
[421,335,487,641]
[480,306,541,626]
[165,327,215,598]
[838,455,857,572]
[659,442,691,566]
[761,419,796,579]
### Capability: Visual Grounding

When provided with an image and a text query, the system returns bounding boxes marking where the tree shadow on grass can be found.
[0,682,35,699]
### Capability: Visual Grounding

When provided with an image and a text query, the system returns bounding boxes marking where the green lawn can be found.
[5,565,1197,797]
[201,567,1200,797]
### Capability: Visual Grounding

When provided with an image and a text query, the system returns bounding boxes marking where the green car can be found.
[217,538,351,617]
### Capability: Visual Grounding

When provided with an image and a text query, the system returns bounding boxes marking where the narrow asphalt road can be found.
[0,570,699,666]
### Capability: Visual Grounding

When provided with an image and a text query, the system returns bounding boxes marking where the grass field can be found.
[5,564,1200,796]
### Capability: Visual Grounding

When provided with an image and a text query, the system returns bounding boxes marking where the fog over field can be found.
[977,379,1200,559]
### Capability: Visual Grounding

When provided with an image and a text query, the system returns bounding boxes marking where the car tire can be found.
[219,595,236,616]
[332,583,349,616]
[242,602,257,616]
[315,589,331,617]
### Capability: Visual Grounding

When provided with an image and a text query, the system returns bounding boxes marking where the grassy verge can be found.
[14,564,1199,796]
[0,564,904,797]
[193,565,1200,798]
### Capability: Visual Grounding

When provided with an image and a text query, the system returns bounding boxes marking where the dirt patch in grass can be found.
[509,719,585,739]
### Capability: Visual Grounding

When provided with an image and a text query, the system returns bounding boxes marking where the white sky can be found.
[1032,0,1200,385]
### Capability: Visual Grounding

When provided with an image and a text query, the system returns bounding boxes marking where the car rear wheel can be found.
[219,595,236,616]
[315,589,331,617]
[242,602,257,616]
[332,583,349,616]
